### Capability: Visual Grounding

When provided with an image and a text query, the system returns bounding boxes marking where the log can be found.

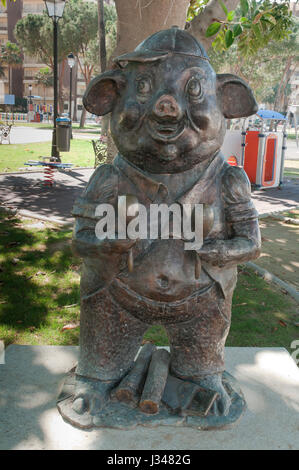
[114,343,156,404]
[162,374,202,414]
[139,348,170,414]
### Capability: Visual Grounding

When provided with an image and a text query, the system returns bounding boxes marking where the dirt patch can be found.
[256,217,299,290]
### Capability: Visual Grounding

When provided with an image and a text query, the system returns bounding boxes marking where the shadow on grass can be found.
[0,209,80,346]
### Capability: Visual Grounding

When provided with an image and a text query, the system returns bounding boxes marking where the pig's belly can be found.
[117,239,213,302]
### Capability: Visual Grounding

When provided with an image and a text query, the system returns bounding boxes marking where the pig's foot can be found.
[197,373,231,416]
[72,375,115,416]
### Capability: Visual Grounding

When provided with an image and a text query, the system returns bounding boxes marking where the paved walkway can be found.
[6,126,100,144]
[9,126,53,144]
[0,168,298,225]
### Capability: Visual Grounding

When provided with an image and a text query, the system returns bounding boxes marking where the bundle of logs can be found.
[111,344,219,417]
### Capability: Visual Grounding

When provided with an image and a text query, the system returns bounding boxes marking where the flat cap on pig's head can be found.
[84,27,257,173]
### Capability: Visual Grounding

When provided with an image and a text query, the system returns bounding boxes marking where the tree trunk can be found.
[58,59,66,115]
[73,64,78,122]
[274,56,294,112]
[8,67,11,95]
[98,0,107,72]
[80,107,87,128]
[113,0,190,61]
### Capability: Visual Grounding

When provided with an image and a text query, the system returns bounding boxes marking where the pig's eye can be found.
[136,77,152,95]
[187,77,202,99]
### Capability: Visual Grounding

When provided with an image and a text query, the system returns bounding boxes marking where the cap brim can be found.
[114,50,169,66]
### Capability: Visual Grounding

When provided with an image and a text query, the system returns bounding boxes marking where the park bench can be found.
[0,123,12,144]
[92,137,107,168]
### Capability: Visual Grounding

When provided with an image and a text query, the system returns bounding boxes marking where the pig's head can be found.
[84,27,257,174]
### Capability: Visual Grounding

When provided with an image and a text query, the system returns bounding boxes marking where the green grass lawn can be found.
[0,209,298,352]
[0,139,95,172]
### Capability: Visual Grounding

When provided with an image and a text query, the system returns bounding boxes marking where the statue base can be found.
[57,355,246,430]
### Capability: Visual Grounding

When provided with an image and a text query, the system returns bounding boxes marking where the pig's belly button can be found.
[156,275,169,289]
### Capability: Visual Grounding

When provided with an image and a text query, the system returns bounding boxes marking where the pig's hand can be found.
[73,233,137,259]
[97,237,137,254]
[197,233,260,268]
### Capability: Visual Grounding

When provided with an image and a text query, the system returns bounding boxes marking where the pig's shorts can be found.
[76,279,232,382]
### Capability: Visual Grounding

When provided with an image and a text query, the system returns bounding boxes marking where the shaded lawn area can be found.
[0,139,95,172]
[0,209,298,353]
[284,159,299,179]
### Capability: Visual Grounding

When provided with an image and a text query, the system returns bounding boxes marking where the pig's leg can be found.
[72,288,148,415]
[165,285,233,416]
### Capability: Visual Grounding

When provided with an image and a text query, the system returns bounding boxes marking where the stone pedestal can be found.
[0,345,298,450]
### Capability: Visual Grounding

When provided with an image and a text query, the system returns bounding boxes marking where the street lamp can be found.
[43,0,66,161]
[28,84,33,121]
[67,52,75,139]
[28,84,32,104]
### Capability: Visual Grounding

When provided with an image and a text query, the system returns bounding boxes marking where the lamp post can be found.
[43,0,66,162]
[67,52,75,139]
[28,84,33,122]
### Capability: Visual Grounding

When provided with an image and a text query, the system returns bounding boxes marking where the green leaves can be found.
[207,0,294,55]
[206,22,221,37]
[240,0,249,17]
[225,29,234,48]
[219,0,228,16]
[186,0,209,22]
[233,24,243,38]
[227,10,235,22]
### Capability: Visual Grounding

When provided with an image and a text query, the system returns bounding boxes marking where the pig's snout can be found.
[153,95,182,121]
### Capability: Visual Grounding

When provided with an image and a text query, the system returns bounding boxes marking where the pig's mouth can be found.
[147,120,185,143]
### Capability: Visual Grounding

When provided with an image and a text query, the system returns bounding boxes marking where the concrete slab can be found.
[0,345,298,450]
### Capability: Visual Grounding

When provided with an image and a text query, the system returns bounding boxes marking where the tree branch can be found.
[188,0,239,51]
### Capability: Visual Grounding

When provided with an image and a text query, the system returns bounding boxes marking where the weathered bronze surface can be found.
[57,27,261,429]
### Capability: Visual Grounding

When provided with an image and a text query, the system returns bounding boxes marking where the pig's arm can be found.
[198,165,261,267]
[72,164,135,260]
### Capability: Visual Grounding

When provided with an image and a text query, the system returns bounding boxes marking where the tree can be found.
[60,0,99,127]
[0,41,22,94]
[112,0,294,59]
[1,0,15,7]
[35,67,53,107]
[14,13,67,68]
[14,0,101,126]
[14,12,70,114]
[208,17,299,111]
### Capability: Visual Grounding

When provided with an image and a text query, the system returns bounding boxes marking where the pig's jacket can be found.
[72,151,258,316]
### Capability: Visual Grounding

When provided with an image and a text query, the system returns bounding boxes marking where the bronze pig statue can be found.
[60,27,261,429]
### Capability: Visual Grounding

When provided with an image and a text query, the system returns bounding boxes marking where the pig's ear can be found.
[83,70,126,116]
[217,74,258,119]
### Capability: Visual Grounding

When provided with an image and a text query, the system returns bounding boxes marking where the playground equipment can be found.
[221,109,288,189]
[24,159,73,187]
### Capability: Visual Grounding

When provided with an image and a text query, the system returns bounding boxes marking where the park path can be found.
[0,167,298,224]
[7,126,100,144]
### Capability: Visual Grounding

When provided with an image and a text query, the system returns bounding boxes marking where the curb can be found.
[246,261,299,303]
[18,210,73,227]
[0,206,73,228]
[258,205,299,220]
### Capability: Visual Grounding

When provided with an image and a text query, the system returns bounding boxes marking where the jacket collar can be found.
[113,152,225,205]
